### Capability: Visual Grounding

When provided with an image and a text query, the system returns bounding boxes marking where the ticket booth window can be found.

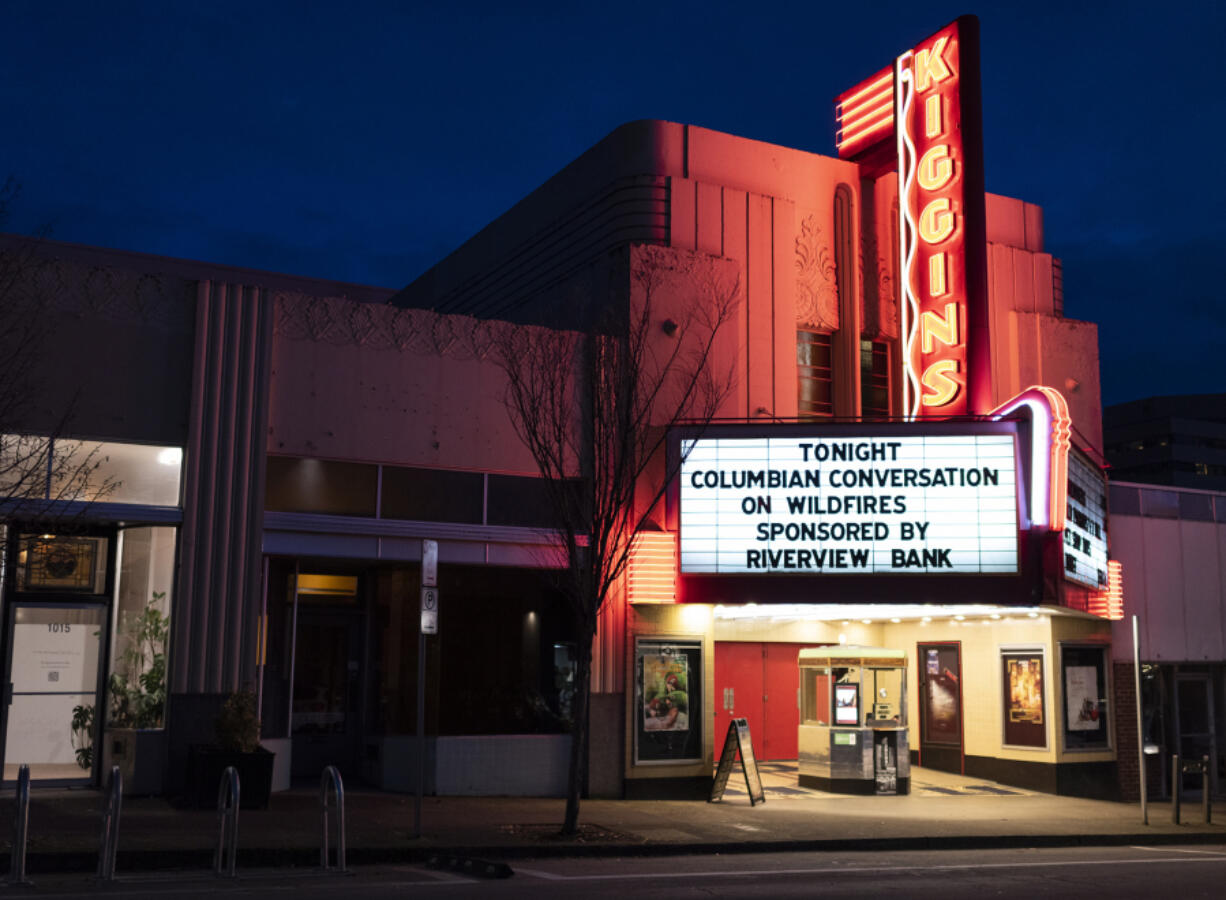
[804,669,831,725]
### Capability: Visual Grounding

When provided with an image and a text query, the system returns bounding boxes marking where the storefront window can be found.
[265,456,377,517]
[107,527,175,729]
[52,440,182,506]
[0,435,182,507]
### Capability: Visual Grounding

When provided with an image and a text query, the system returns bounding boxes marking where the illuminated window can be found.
[797,329,833,418]
[860,339,890,418]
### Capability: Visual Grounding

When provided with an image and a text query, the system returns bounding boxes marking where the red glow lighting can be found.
[1087,560,1124,620]
[628,532,677,604]
[835,68,894,159]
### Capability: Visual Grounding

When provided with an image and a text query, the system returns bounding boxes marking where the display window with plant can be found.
[107,591,169,729]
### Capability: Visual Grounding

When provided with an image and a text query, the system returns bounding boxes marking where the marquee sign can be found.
[679,431,1018,575]
[1064,449,1108,589]
[835,15,990,419]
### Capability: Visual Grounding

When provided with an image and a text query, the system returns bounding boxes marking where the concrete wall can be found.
[1,242,196,445]
[269,294,539,475]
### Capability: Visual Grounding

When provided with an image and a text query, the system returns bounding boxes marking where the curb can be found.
[4,830,1225,875]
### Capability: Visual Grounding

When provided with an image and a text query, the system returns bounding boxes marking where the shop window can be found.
[369,565,574,737]
[265,456,377,517]
[486,474,562,528]
[1140,488,1179,519]
[52,440,182,506]
[1,435,182,507]
[381,466,483,523]
[1178,492,1214,521]
[797,329,833,418]
[0,434,51,499]
[1108,484,1140,516]
[860,339,890,418]
[108,527,175,729]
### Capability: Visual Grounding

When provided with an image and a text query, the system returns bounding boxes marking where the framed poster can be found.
[1061,645,1109,750]
[1001,650,1046,748]
[634,637,703,765]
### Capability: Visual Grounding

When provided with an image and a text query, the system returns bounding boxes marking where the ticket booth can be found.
[798,647,909,795]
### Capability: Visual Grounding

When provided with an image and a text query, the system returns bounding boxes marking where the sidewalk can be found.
[2,766,1223,875]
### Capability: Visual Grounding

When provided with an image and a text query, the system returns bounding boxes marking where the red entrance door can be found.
[715,642,829,761]
[714,642,764,757]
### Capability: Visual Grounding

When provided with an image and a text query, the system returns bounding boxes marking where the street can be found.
[14,845,1226,898]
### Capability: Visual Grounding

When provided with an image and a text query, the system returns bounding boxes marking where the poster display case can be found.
[1061,645,1110,750]
[1002,649,1047,748]
[798,646,908,794]
[634,637,703,765]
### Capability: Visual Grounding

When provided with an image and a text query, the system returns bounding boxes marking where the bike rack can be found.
[320,765,347,873]
[97,765,123,881]
[213,766,240,878]
[1172,754,1212,825]
[7,764,30,885]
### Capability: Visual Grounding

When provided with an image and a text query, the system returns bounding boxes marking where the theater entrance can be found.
[714,642,829,760]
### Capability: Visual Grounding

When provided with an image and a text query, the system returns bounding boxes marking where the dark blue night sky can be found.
[3,1,1223,407]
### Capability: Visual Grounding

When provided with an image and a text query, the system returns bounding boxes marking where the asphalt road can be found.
[16,845,1226,898]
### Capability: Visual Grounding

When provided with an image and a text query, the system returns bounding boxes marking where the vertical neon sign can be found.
[837,16,990,420]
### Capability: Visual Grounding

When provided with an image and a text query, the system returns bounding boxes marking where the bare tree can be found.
[494,246,740,834]
[0,179,110,524]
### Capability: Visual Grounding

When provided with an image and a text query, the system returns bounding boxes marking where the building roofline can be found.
[0,232,395,303]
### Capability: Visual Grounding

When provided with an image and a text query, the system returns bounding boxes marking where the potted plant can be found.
[102,594,169,794]
[187,688,275,809]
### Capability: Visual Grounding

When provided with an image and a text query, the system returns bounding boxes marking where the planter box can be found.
[187,745,275,810]
[102,728,166,796]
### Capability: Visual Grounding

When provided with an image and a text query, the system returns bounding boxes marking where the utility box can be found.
[798,646,909,795]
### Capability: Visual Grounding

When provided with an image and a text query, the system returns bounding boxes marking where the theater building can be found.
[0,16,1125,799]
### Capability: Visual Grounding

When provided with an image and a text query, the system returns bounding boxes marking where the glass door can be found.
[2,604,107,784]
[290,609,364,779]
[1175,673,1215,794]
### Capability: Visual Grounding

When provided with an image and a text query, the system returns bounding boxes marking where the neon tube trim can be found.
[990,386,1070,531]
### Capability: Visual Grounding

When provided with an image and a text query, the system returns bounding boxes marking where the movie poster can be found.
[1007,657,1043,724]
[1002,651,1046,747]
[635,639,703,764]
[1065,665,1101,732]
[641,654,689,732]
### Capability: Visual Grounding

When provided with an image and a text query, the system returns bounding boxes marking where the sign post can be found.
[414,539,438,838]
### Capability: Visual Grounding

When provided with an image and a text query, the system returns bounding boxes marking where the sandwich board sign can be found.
[709,717,765,805]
